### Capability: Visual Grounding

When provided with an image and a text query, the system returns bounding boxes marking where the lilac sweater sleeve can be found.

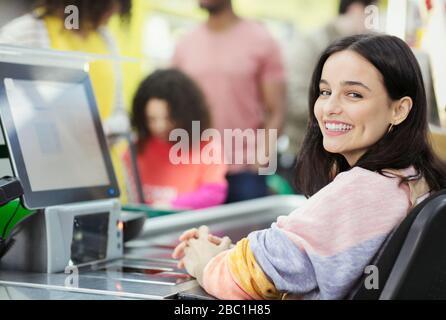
[171,183,228,210]
[248,167,411,299]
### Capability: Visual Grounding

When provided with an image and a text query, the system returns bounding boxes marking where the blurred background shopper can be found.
[172,0,286,203]
[127,69,228,210]
[0,0,135,203]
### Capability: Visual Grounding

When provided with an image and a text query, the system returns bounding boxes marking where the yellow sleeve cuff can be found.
[227,238,283,300]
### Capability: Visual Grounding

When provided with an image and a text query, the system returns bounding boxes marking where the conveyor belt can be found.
[0,195,306,299]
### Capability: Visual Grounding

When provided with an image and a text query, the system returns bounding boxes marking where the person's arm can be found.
[258,30,286,134]
[262,80,286,134]
[202,237,284,300]
[255,81,286,174]
[200,168,412,300]
[254,33,286,172]
[171,183,227,210]
[172,226,263,299]
[0,14,50,47]
[172,152,228,210]
[171,36,185,68]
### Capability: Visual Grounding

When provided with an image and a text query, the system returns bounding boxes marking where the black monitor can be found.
[0,62,120,209]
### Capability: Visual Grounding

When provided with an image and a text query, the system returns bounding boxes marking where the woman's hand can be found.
[172,226,232,267]
[181,226,232,286]
[172,226,232,284]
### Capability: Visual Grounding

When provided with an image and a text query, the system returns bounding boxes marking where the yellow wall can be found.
[108,0,146,111]
[144,0,339,29]
[234,0,337,29]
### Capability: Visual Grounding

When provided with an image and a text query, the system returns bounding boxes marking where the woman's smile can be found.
[323,120,354,136]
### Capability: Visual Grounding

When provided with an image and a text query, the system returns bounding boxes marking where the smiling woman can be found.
[296,33,446,197]
[314,50,411,166]
[172,34,446,300]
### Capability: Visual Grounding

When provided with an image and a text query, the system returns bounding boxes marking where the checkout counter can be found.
[0,46,306,300]
[0,195,305,300]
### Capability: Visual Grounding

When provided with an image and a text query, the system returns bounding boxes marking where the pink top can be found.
[124,138,228,210]
[201,167,430,299]
[172,20,285,173]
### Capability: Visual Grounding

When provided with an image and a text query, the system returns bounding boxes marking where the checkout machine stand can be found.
[0,199,122,274]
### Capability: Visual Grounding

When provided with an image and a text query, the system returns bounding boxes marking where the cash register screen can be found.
[4,78,110,191]
[0,62,119,209]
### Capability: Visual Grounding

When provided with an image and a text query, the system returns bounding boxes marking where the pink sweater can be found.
[202,167,429,299]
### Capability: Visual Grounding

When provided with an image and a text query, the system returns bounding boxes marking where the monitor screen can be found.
[0,62,119,209]
[4,78,111,191]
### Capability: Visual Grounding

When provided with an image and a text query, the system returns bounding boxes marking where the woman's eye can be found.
[319,90,331,96]
[347,92,363,99]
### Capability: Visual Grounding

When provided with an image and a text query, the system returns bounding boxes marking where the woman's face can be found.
[314,50,395,166]
[145,98,174,141]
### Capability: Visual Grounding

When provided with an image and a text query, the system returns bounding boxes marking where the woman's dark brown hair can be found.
[131,68,211,153]
[295,34,446,197]
[35,0,131,31]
